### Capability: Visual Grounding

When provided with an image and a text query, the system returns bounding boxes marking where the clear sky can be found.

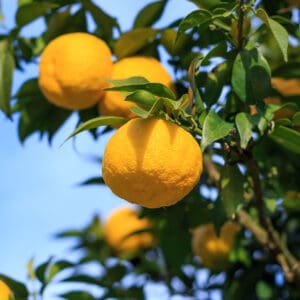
[0,1,202,299]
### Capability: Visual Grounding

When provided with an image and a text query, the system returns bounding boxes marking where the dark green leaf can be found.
[0,274,29,298]
[35,257,53,284]
[256,8,288,62]
[16,2,59,27]
[292,112,300,127]
[83,0,118,40]
[59,291,95,300]
[107,76,149,87]
[62,275,101,285]
[79,177,105,186]
[0,40,14,117]
[220,164,244,217]
[269,125,300,154]
[177,9,211,38]
[133,0,167,28]
[105,82,176,99]
[232,47,271,104]
[14,78,72,143]
[235,112,253,149]
[201,111,234,150]
[64,116,127,144]
[114,28,158,59]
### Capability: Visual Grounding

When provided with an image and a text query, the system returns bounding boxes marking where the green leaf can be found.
[107,76,149,87]
[0,40,15,117]
[82,0,119,40]
[235,112,253,149]
[292,112,300,127]
[47,260,74,283]
[13,78,72,143]
[105,82,176,99]
[64,116,127,144]
[126,90,157,110]
[79,177,105,186]
[220,164,244,217]
[201,111,234,150]
[133,0,167,28]
[62,275,101,285]
[114,28,157,59]
[177,9,211,38]
[256,281,273,300]
[232,47,271,104]
[59,291,95,300]
[0,274,29,298]
[16,2,59,27]
[256,8,288,62]
[283,191,300,212]
[27,258,36,280]
[269,125,300,155]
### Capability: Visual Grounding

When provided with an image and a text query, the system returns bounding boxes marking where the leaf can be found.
[64,116,127,144]
[27,258,36,280]
[13,78,72,143]
[232,47,271,104]
[82,0,119,40]
[114,28,158,59]
[133,0,167,28]
[201,111,234,150]
[220,164,244,217]
[0,274,29,298]
[16,2,59,27]
[107,76,149,87]
[46,260,74,283]
[269,125,300,155]
[292,112,300,127]
[0,40,15,117]
[79,177,105,186]
[283,191,300,212]
[235,112,253,149]
[105,82,176,99]
[177,9,211,38]
[256,281,273,299]
[59,291,95,300]
[62,275,101,285]
[256,8,288,62]
[126,90,157,110]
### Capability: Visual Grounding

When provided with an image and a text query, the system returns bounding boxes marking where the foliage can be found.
[1,0,300,299]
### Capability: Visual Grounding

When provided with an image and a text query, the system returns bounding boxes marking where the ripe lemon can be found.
[192,222,240,271]
[103,206,154,254]
[102,118,203,208]
[98,56,174,119]
[39,32,113,110]
[0,280,14,300]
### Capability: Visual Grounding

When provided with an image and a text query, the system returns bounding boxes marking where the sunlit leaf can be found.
[133,0,167,28]
[201,111,234,150]
[0,40,14,117]
[235,112,253,149]
[114,28,158,59]
[256,8,288,62]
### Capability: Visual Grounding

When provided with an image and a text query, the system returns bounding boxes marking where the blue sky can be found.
[0,0,200,299]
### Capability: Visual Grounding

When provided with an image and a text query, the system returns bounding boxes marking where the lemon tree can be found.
[1,0,300,299]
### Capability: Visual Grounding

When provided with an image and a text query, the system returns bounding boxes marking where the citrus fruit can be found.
[102,118,203,208]
[192,222,240,271]
[103,206,154,254]
[98,56,174,119]
[271,77,300,97]
[0,280,14,300]
[39,32,113,110]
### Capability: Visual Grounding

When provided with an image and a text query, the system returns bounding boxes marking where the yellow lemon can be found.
[0,280,14,300]
[104,206,154,254]
[102,118,203,208]
[39,32,113,110]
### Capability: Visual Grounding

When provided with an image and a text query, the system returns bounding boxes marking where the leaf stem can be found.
[237,0,246,50]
